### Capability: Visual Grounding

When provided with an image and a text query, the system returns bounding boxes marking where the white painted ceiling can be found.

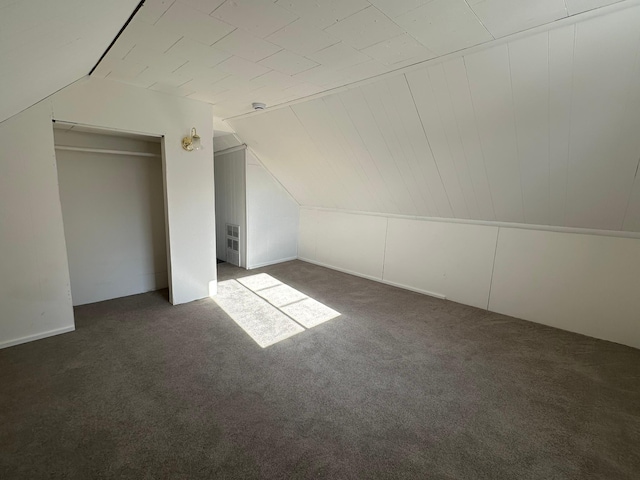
[0,0,140,123]
[229,5,640,232]
[213,132,243,151]
[93,0,625,121]
[2,0,638,233]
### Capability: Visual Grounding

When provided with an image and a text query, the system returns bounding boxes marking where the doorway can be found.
[214,145,246,269]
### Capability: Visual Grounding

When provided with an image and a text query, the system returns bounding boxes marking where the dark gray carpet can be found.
[1,260,639,479]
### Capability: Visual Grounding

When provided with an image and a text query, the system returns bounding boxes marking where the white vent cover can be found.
[226,223,240,266]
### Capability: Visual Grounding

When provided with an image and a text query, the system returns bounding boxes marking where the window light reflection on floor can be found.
[212,273,341,348]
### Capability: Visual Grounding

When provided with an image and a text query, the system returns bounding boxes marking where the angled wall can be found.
[230,4,640,233]
[231,5,640,349]
[245,150,299,269]
[0,103,75,348]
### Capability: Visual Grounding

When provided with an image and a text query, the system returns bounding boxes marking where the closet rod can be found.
[54,145,161,158]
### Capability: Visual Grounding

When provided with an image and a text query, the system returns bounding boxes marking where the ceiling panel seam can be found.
[547,30,553,227]
[426,64,472,219]
[403,73,454,217]
[225,0,640,122]
[245,146,301,207]
[506,43,527,224]
[288,106,349,208]
[440,63,482,220]
[620,29,640,230]
[463,0,496,40]
[460,55,497,221]
[375,80,431,216]
[617,21,640,230]
[361,84,420,215]
[290,103,363,209]
[320,96,383,212]
[335,92,399,213]
[328,95,390,212]
[563,24,578,227]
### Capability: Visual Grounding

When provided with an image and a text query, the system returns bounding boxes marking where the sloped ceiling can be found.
[213,132,243,151]
[229,5,640,232]
[92,0,625,120]
[0,0,140,123]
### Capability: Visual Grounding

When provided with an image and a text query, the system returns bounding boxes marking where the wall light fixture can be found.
[182,127,202,151]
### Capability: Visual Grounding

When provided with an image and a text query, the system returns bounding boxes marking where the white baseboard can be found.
[247,256,298,270]
[0,325,75,350]
[297,258,447,301]
[297,257,382,282]
[380,279,447,301]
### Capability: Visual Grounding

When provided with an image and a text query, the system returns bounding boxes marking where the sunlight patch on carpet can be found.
[255,284,307,307]
[280,298,340,328]
[214,274,341,347]
[237,273,282,291]
[214,280,304,348]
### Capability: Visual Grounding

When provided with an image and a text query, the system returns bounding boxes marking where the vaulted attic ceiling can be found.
[229,5,640,233]
[2,0,638,234]
[0,0,140,123]
[92,0,625,121]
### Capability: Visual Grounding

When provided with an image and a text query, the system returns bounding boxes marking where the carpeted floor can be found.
[1,260,639,479]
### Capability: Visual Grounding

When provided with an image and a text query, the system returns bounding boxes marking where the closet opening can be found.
[53,121,171,306]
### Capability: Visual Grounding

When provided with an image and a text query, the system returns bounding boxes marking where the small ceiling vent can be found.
[252,102,266,110]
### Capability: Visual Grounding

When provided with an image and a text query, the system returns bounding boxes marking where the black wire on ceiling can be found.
[89,0,146,76]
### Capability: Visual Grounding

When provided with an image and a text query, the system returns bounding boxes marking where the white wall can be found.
[489,228,640,348]
[299,209,386,280]
[54,130,168,306]
[298,208,640,349]
[51,77,216,305]
[214,148,299,269]
[0,76,216,349]
[214,148,246,267]
[246,150,299,269]
[0,103,75,349]
[384,218,497,309]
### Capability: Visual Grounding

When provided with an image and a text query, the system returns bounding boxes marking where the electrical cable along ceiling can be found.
[3,0,639,234]
[0,0,141,123]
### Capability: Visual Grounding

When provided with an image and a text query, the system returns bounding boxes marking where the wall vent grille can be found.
[226,224,240,266]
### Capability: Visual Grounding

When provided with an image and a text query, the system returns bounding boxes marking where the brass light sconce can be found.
[182,127,202,151]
